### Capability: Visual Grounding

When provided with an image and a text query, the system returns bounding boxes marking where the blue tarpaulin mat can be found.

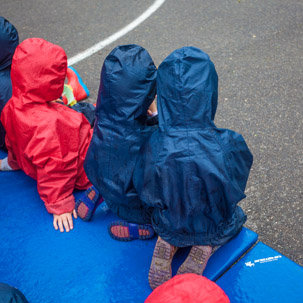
[0,150,257,303]
[217,242,303,303]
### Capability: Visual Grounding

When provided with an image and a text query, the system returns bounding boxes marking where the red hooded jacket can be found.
[1,38,92,215]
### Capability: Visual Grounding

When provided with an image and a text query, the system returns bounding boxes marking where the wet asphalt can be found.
[2,0,303,265]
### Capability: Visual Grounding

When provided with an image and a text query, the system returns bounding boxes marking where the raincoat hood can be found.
[11,38,67,103]
[133,47,253,247]
[97,44,157,124]
[84,44,157,224]
[0,17,19,70]
[157,46,218,130]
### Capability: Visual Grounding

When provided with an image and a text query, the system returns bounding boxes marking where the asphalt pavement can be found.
[2,0,303,265]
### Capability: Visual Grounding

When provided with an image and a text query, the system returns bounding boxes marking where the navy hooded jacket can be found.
[84,45,157,224]
[133,47,253,247]
[0,17,19,150]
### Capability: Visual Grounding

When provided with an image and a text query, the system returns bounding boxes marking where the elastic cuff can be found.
[45,195,75,215]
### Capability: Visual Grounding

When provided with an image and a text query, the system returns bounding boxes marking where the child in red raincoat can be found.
[0,38,92,232]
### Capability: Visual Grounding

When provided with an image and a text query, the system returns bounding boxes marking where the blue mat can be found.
[172,227,258,281]
[217,242,303,303]
[0,150,257,303]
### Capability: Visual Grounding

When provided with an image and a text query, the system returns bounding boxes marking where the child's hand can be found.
[53,210,78,232]
[147,97,157,116]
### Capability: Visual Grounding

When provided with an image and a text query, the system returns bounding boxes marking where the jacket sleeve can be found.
[215,129,253,192]
[34,153,79,215]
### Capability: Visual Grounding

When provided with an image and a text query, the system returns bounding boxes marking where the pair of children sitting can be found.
[0,18,253,290]
[77,45,253,289]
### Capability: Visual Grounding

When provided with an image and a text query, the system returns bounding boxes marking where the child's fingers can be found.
[53,217,58,230]
[67,214,73,230]
[62,217,70,232]
[58,218,64,232]
[73,209,78,219]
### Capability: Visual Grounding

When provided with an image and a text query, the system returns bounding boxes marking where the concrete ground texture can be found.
[2,0,302,265]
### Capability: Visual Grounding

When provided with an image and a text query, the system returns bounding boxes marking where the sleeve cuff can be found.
[44,194,75,215]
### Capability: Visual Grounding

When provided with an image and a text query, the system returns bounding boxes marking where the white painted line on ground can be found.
[68,0,166,66]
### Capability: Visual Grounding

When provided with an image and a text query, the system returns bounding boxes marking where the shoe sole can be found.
[176,245,212,276]
[75,187,101,221]
[148,239,177,290]
[108,221,154,241]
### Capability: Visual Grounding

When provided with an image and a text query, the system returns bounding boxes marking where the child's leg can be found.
[176,245,213,276]
[149,237,178,290]
[108,220,154,241]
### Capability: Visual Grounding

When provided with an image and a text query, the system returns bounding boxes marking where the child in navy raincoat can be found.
[83,45,157,240]
[0,17,19,150]
[0,38,93,233]
[133,47,253,289]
